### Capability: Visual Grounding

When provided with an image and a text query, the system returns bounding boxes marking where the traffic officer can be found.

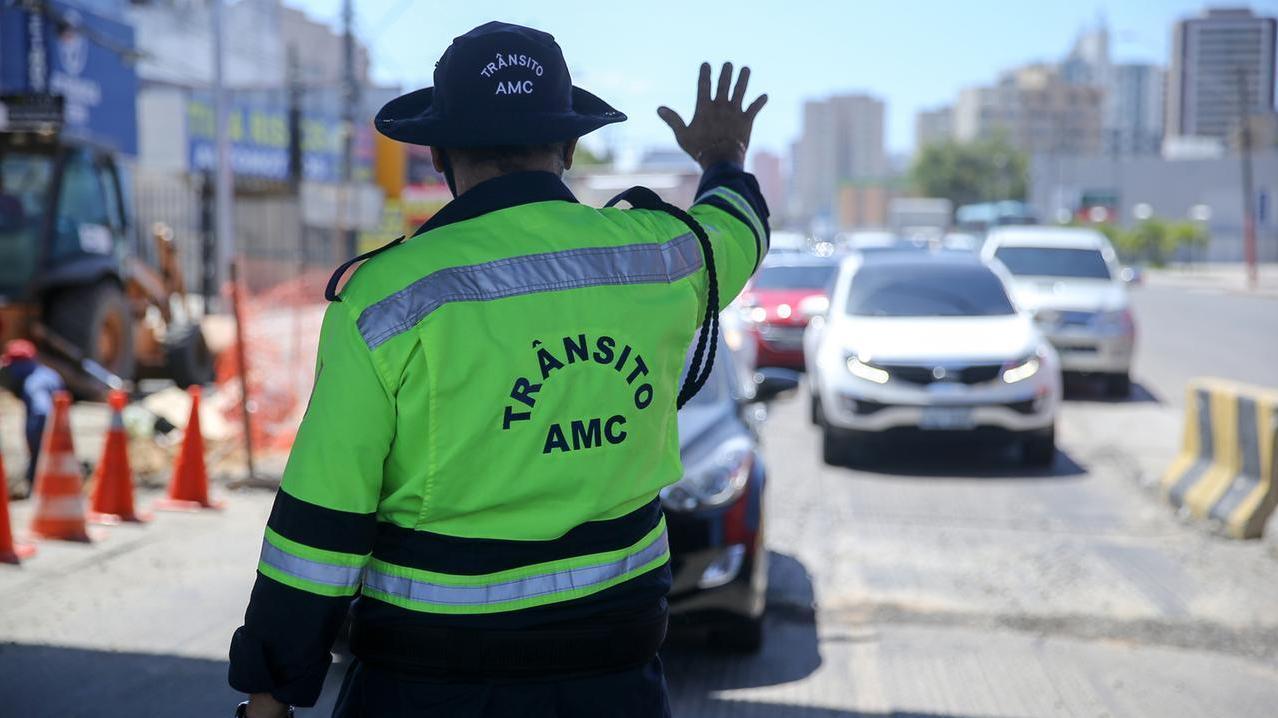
[229,21,769,718]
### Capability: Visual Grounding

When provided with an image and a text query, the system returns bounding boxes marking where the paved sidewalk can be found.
[0,485,328,715]
[1144,263,1278,299]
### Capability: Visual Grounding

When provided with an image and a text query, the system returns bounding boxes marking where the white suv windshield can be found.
[846,262,1016,317]
[994,246,1111,280]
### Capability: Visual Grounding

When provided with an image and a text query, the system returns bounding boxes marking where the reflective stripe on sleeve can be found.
[357,234,702,349]
[695,186,767,246]
[362,518,670,615]
[257,526,369,597]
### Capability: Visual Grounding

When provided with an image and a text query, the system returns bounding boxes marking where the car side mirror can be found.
[1119,266,1143,286]
[753,368,800,402]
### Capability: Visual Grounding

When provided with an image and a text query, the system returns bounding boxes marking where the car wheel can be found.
[46,280,136,386]
[1104,372,1131,398]
[821,425,848,466]
[707,614,764,654]
[845,433,875,468]
[1021,426,1056,467]
[164,323,215,388]
[809,392,821,425]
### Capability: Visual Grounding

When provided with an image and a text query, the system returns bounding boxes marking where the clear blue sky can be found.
[293,0,1278,157]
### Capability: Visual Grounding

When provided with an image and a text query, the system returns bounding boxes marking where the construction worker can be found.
[0,339,65,496]
[229,21,768,718]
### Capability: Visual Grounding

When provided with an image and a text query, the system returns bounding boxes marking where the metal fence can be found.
[132,171,346,295]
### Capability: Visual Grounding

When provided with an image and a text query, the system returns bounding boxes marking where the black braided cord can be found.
[605,187,719,409]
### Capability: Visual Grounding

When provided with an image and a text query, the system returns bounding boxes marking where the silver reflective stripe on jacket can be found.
[696,186,766,246]
[259,539,365,590]
[357,234,702,349]
[362,525,669,610]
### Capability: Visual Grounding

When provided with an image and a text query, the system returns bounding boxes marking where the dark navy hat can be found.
[375,22,626,148]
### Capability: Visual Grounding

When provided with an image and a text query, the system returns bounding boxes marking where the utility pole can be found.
[287,44,303,194]
[211,0,256,482]
[1236,67,1257,290]
[340,0,359,258]
[211,0,234,309]
[286,44,308,438]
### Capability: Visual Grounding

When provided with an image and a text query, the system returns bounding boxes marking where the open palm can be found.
[659,62,768,170]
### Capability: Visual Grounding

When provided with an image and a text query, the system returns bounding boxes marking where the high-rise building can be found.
[281,3,372,87]
[914,105,954,151]
[1166,7,1277,144]
[1060,19,1111,88]
[750,150,786,222]
[1107,63,1165,156]
[791,93,886,221]
[1049,21,1167,157]
[954,64,1104,156]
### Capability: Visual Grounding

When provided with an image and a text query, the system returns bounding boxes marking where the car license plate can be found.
[764,325,804,349]
[919,407,974,430]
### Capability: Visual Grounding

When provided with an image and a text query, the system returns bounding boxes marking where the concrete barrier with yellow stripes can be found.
[1162,378,1278,539]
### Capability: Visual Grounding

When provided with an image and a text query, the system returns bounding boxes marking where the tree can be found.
[908,135,1028,206]
[1168,221,1209,264]
[572,143,611,167]
[1101,219,1212,267]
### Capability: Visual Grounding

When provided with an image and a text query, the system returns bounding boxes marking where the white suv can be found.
[805,251,1062,467]
[982,226,1136,397]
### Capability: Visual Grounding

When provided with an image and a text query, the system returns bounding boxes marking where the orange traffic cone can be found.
[0,432,37,564]
[155,386,223,511]
[89,390,149,525]
[29,391,91,542]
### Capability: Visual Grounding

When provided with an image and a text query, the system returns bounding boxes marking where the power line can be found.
[367,0,416,44]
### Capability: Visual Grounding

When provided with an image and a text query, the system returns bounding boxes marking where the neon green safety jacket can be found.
[229,164,770,705]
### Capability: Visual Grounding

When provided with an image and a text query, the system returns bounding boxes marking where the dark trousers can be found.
[24,412,45,488]
[331,657,671,718]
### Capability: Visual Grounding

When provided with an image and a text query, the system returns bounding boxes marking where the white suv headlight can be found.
[846,355,889,384]
[661,436,754,512]
[1002,353,1041,383]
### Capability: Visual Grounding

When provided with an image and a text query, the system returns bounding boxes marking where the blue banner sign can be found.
[187,90,360,183]
[0,0,139,155]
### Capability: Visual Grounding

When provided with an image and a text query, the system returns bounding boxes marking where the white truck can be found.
[888,197,953,236]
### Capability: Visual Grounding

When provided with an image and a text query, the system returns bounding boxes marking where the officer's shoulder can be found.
[593,203,687,240]
[325,235,412,305]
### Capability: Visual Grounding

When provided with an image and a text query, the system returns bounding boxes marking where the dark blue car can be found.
[664,338,796,652]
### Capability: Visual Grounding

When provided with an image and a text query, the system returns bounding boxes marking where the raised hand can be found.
[658,62,767,170]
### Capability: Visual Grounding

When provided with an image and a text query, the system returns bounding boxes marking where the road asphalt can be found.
[1,282,1276,717]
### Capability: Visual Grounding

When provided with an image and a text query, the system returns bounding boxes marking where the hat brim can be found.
[375,86,626,148]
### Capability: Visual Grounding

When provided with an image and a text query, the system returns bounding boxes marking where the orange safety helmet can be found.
[1,339,37,366]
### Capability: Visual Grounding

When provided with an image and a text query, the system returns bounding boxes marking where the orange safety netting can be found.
[213,267,330,455]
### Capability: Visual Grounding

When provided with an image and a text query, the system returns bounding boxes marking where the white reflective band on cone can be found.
[38,495,87,519]
[37,454,82,479]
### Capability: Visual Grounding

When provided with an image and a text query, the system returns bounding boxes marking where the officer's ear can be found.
[429,147,446,173]
[562,139,577,171]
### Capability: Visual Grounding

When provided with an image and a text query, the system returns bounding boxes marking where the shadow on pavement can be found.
[841,440,1087,480]
[0,642,345,716]
[663,552,821,696]
[691,700,987,718]
[1063,375,1162,404]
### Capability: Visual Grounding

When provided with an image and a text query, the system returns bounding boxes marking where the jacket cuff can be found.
[696,161,747,197]
[228,626,333,708]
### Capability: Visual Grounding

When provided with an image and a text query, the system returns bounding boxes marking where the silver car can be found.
[982,226,1136,397]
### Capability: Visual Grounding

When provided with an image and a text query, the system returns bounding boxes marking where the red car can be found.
[739,258,838,369]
